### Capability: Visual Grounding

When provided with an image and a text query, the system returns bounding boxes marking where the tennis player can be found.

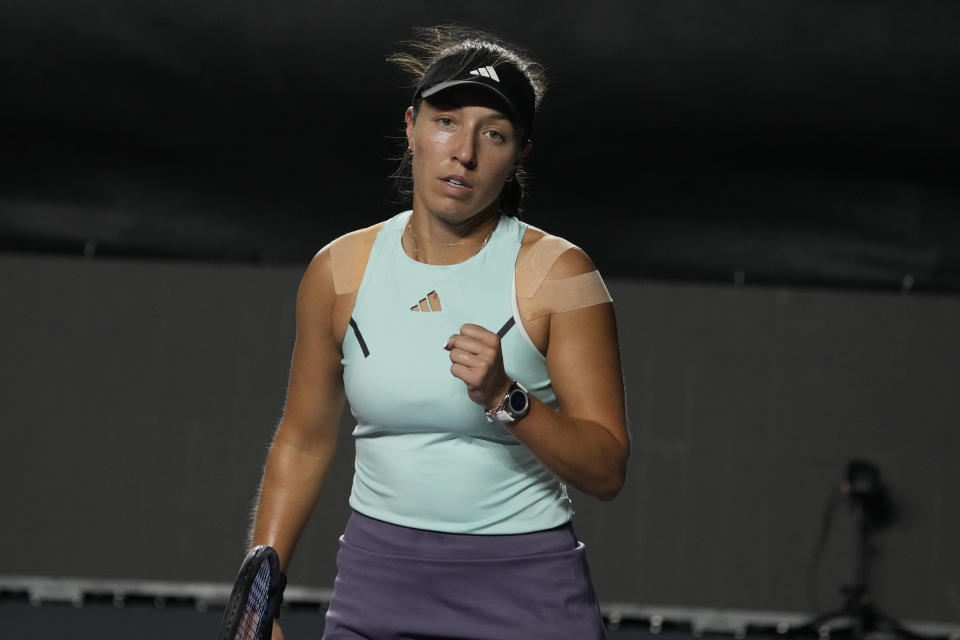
[249,24,629,640]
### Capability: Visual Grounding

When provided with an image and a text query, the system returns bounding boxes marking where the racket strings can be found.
[235,561,272,640]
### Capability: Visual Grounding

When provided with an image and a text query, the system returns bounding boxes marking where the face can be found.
[405,85,531,225]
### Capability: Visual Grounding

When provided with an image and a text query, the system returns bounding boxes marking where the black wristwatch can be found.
[484,380,531,425]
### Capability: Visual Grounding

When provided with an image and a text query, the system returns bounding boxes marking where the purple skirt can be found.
[321,511,606,639]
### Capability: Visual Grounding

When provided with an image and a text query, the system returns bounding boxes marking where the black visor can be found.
[414,53,536,138]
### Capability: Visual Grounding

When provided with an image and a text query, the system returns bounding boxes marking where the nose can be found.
[452,130,477,168]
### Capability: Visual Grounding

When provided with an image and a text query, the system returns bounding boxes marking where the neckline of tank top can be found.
[396,210,509,271]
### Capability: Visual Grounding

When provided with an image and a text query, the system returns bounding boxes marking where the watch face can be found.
[508,389,528,412]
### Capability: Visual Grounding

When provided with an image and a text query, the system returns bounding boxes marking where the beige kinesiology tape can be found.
[330,226,380,295]
[519,270,612,320]
[517,235,613,320]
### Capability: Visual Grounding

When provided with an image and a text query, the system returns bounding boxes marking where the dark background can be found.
[2,0,959,635]
[2,0,959,290]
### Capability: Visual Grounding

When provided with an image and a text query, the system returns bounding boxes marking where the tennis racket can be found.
[217,545,287,640]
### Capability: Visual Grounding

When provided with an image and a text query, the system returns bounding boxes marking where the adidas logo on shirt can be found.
[411,290,443,312]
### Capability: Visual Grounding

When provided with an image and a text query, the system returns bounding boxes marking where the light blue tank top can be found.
[341,210,573,534]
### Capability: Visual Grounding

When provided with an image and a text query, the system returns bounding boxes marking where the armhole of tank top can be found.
[511,271,547,361]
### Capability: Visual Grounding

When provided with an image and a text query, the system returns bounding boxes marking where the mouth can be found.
[441,175,472,189]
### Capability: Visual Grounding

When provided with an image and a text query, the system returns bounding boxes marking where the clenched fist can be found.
[444,323,512,411]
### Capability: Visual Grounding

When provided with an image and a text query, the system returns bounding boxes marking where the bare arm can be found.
[513,298,628,499]
[249,247,346,571]
[445,246,629,501]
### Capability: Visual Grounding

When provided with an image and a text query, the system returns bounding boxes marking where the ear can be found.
[404,106,415,149]
[518,139,533,161]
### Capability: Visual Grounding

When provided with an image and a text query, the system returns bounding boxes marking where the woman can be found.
[249,25,629,640]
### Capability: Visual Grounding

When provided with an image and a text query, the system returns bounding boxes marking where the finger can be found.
[458,323,497,343]
[450,362,476,384]
[448,335,495,358]
[448,347,484,368]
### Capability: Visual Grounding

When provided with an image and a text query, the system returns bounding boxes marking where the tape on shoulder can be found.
[517,235,577,298]
[519,270,612,320]
[329,228,377,295]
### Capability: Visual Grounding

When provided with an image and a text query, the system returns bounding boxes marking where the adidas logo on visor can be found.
[469,66,500,82]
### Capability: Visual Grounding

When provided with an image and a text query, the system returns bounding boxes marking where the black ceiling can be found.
[2,0,959,291]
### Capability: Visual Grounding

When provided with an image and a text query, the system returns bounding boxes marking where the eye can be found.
[484,129,507,143]
[437,116,455,128]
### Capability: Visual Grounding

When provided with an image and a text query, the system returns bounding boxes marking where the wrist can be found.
[486,378,514,412]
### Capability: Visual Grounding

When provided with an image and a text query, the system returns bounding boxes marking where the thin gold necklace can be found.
[405,218,496,262]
